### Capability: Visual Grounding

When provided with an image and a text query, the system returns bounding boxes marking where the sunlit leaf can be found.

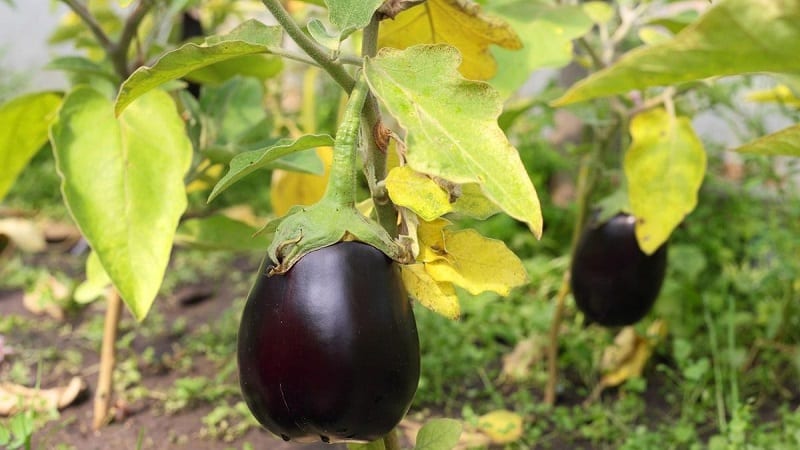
[386,166,452,221]
[624,108,706,254]
[0,92,62,201]
[735,124,800,157]
[270,147,333,216]
[414,418,463,450]
[476,410,524,444]
[365,45,542,237]
[51,87,192,321]
[553,0,800,105]
[400,263,460,320]
[115,20,282,115]
[209,135,333,202]
[424,228,528,295]
[378,0,521,80]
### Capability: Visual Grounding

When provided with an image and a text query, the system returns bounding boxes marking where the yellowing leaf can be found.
[378,0,522,80]
[417,218,450,263]
[365,45,542,237]
[270,147,332,216]
[746,84,800,107]
[624,108,706,254]
[599,320,668,388]
[386,166,452,221]
[500,335,546,383]
[425,228,528,296]
[476,410,524,444]
[451,183,500,220]
[400,263,460,320]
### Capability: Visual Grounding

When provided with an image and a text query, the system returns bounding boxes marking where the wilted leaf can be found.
[735,124,800,157]
[553,0,800,105]
[624,108,706,254]
[416,218,449,264]
[400,264,460,320]
[0,92,62,201]
[208,135,334,202]
[476,410,524,445]
[23,274,72,320]
[425,228,528,296]
[0,218,46,253]
[365,45,542,237]
[500,336,547,383]
[115,20,283,114]
[0,377,85,416]
[386,166,452,221]
[415,418,463,450]
[488,1,592,97]
[51,87,192,321]
[599,321,668,388]
[270,147,333,216]
[378,0,521,80]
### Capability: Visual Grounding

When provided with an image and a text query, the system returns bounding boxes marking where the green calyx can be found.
[265,73,411,274]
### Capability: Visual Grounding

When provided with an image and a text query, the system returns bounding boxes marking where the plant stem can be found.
[61,0,114,54]
[109,0,153,78]
[323,74,370,206]
[261,0,355,92]
[383,429,401,450]
[93,288,122,430]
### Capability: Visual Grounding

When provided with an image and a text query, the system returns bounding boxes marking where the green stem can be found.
[261,0,355,92]
[383,429,401,450]
[323,74,370,206]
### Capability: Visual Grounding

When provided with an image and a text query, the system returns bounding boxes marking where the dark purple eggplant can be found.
[237,241,420,443]
[570,213,668,327]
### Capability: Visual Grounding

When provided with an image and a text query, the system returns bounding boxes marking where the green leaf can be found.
[450,183,501,219]
[208,134,334,202]
[488,1,592,97]
[0,92,62,201]
[50,87,192,321]
[45,56,118,82]
[175,215,269,251]
[308,18,341,50]
[735,124,800,157]
[200,77,267,146]
[415,418,463,450]
[325,0,383,39]
[365,45,542,238]
[185,54,283,84]
[74,250,112,304]
[553,0,800,105]
[115,20,282,115]
[624,108,706,254]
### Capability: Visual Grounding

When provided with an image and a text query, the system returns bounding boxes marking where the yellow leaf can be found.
[270,147,333,216]
[476,410,524,444]
[746,84,800,107]
[624,108,706,254]
[386,166,452,221]
[378,0,522,80]
[417,218,450,263]
[425,229,528,295]
[400,264,460,319]
[599,320,668,388]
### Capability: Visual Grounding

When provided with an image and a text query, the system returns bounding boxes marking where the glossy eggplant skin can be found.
[570,214,668,327]
[237,242,420,443]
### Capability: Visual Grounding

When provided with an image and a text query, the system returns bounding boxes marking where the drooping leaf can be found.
[365,45,542,237]
[400,263,460,320]
[115,20,282,114]
[476,410,524,444]
[553,0,800,105]
[175,214,270,251]
[51,87,192,321]
[378,0,522,80]
[0,92,62,201]
[386,166,452,221]
[424,228,528,296]
[624,108,706,254]
[488,1,592,97]
[325,0,383,40]
[209,135,334,202]
[735,124,800,157]
[270,147,333,216]
[414,418,463,450]
[307,18,341,50]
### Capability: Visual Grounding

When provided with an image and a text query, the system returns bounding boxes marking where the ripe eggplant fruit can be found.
[570,213,668,327]
[237,241,420,443]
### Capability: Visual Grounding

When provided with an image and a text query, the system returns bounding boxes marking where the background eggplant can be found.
[237,241,420,443]
[570,213,668,327]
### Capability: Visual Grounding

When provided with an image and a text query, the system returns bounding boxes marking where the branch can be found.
[61,0,114,54]
[110,0,154,78]
[261,0,355,92]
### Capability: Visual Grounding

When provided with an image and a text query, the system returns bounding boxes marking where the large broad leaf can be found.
[365,45,542,237]
[0,92,62,201]
[326,0,383,40]
[553,0,800,105]
[50,87,192,321]
[378,0,522,80]
[488,0,592,97]
[115,19,282,115]
[208,135,334,202]
[624,108,706,254]
[735,124,800,157]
